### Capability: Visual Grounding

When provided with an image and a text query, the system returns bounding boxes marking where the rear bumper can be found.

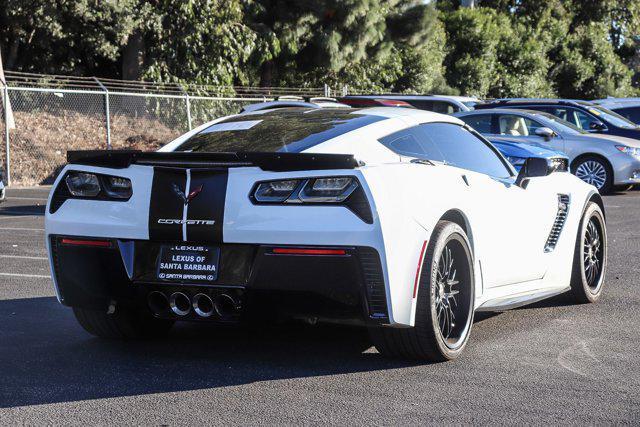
[48,235,389,325]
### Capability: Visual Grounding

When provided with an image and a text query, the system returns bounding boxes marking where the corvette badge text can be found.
[157,219,215,225]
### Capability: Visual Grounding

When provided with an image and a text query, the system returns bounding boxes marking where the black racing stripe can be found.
[149,168,186,241]
[186,169,228,243]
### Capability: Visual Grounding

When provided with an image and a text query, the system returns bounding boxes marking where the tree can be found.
[441,7,553,98]
[0,0,136,77]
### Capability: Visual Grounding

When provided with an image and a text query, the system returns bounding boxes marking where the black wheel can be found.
[572,156,613,194]
[570,202,607,303]
[369,221,475,361]
[73,305,174,339]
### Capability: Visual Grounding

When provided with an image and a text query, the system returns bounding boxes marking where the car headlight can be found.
[549,157,568,172]
[506,156,527,167]
[616,145,640,157]
[250,176,372,223]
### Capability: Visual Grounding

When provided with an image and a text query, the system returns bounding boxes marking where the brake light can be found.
[60,238,112,248]
[272,248,347,256]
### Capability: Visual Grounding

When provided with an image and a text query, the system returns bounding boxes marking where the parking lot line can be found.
[0,272,51,279]
[0,254,48,260]
[5,196,49,201]
[0,227,45,231]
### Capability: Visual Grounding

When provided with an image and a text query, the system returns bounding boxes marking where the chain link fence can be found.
[0,71,333,186]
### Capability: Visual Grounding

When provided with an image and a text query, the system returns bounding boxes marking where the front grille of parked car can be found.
[358,247,389,321]
[545,194,570,252]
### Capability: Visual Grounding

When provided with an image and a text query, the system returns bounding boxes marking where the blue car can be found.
[487,136,569,172]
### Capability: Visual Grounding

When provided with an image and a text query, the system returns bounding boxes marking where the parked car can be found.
[455,108,640,193]
[592,98,640,125]
[339,95,479,113]
[0,176,5,203]
[47,106,607,362]
[240,98,349,114]
[486,136,568,172]
[475,99,640,141]
[334,97,414,108]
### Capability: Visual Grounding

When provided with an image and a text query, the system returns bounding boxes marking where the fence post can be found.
[179,85,192,131]
[93,77,111,149]
[2,82,9,185]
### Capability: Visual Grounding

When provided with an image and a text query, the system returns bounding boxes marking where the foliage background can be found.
[1,0,639,98]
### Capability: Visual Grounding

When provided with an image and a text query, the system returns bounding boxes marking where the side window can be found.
[419,123,512,178]
[615,107,640,124]
[496,114,543,136]
[408,100,434,111]
[379,126,445,162]
[459,114,493,134]
[431,101,457,114]
[547,107,595,130]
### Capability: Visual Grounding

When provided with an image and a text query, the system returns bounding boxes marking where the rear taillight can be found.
[250,175,373,223]
[50,171,133,214]
[272,247,347,256]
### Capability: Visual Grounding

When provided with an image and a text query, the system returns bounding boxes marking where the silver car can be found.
[455,108,640,193]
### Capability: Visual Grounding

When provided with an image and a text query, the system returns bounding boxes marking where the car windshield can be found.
[531,111,587,135]
[176,109,384,153]
[462,101,478,109]
[586,105,639,129]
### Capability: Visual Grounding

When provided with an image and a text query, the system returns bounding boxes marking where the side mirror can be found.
[589,121,606,131]
[534,127,555,139]
[516,157,552,187]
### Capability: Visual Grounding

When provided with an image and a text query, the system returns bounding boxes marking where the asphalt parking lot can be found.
[0,186,639,424]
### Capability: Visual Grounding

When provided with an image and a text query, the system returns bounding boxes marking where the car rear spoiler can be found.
[67,150,362,171]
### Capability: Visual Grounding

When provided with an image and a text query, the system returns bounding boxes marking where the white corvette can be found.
[45,107,607,361]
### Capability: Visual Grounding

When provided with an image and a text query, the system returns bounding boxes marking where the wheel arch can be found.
[439,209,474,253]
[586,191,606,220]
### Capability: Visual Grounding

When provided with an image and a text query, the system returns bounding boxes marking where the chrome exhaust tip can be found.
[214,294,237,318]
[169,292,191,316]
[192,293,214,318]
[147,291,169,315]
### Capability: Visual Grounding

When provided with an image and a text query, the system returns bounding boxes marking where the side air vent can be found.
[358,247,389,321]
[545,194,570,252]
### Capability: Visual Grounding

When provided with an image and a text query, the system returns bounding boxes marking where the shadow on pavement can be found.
[0,296,416,408]
[0,204,45,216]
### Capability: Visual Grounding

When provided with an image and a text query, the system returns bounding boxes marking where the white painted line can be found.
[0,254,48,260]
[5,197,48,201]
[0,227,45,231]
[0,272,51,279]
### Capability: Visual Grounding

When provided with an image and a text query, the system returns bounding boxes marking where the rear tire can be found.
[369,221,475,361]
[570,202,607,303]
[73,305,174,339]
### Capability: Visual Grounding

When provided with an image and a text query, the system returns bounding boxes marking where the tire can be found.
[572,156,613,194]
[369,221,475,361]
[73,305,174,339]
[614,185,634,192]
[570,202,607,304]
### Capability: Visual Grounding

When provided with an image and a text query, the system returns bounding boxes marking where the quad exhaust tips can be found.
[192,293,214,318]
[147,291,169,314]
[214,294,237,318]
[147,291,238,318]
[169,292,191,316]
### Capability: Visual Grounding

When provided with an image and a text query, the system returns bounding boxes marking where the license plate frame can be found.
[156,244,220,283]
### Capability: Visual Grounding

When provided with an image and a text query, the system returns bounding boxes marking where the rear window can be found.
[176,109,384,153]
